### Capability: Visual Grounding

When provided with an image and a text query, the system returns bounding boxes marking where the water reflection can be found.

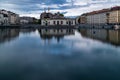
[0,28,120,80]
[79,29,120,46]
[0,29,19,44]
[38,29,75,42]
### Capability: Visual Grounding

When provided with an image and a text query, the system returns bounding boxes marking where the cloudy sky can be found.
[0,0,120,18]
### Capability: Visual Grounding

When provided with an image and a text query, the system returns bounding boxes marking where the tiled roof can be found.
[81,6,120,16]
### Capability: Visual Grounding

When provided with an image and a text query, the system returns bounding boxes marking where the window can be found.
[57,21,59,25]
[66,21,68,24]
[61,29,63,32]
[71,21,73,24]
[61,21,63,24]
[53,21,56,24]
[45,29,47,32]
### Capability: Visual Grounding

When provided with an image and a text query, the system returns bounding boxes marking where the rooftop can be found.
[81,6,120,16]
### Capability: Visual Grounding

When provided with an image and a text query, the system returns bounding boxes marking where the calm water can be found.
[0,28,120,80]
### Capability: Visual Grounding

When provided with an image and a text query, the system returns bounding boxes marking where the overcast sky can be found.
[0,0,120,18]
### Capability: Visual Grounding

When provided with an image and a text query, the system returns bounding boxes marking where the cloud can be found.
[0,0,120,18]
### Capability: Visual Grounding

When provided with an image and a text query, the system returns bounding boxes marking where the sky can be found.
[0,0,120,18]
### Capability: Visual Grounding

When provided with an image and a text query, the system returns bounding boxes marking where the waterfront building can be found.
[8,11,19,25]
[76,14,87,24]
[85,9,110,25]
[40,9,75,26]
[78,6,120,25]
[0,10,9,25]
[109,6,120,24]
[2,13,9,25]
[0,13,4,25]
[0,9,19,25]
[20,17,36,24]
[41,18,75,26]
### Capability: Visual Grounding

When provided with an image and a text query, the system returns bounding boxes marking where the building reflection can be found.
[79,29,120,46]
[20,29,36,33]
[38,29,75,43]
[0,29,20,44]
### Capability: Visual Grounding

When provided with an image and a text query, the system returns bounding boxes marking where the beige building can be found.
[86,9,110,25]
[9,12,19,25]
[76,14,87,24]
[79,6,120,25]
[109,6,120,24]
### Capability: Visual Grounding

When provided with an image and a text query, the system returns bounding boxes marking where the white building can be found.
[41,18,75,26]
[20,19,29,24]
[0,13,4,25]
[20,17,36,24]
[40,10,76,26]
[4,14,9,25]
[0,10,19,25]
[0,10,9,25]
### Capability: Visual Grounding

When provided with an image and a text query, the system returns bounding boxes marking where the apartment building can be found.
[20,17,37,24]
[8,11,19,25]
[0,10,19,25]
[86,9,110,25]
[76,14,87,24]
[78,6,120,25]
[0,10,9,25]
[109,6,120,24]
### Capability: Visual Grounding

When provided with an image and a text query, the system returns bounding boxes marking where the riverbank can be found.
[0,25,20,28]
[1,24,120,30]
[77,24,120,30]
[0,24,76,29]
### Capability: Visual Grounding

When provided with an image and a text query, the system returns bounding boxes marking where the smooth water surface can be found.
[0,29,120,80]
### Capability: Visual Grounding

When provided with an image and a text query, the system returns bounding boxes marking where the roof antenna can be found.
[44,8,46,13]
[48,7,50,13]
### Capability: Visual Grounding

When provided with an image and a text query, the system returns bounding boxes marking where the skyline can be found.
[0,0,120,18]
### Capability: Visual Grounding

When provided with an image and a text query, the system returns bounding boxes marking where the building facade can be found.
[0,13,4,25]
[109,6,120,24]
[85,9,110,25]
[78,6,120,25]
[40,11,76,26]
[0,10,19,25]
[41,18,75,26]
[76,14,87,24]
[20,17,36,24]
[8,11,19,25]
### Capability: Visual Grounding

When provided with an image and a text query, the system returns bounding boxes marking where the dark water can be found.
[0,28,120,80]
